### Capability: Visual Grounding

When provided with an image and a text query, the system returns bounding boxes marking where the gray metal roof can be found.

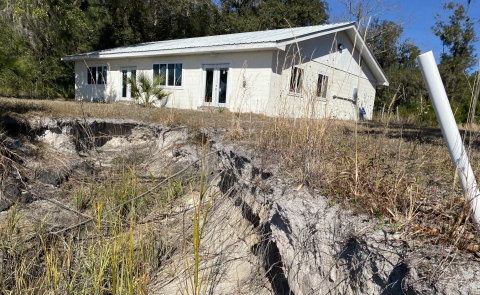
[62,22,354,60]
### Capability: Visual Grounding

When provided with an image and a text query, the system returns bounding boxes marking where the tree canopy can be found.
[433,2,478,122]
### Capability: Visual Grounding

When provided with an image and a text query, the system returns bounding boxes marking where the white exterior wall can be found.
[73,31,380,121]
[74,51,274,113]
[266,31,377,120]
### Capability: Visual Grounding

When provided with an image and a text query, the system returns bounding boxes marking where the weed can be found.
[0,159,180,294]
[73,184,91,211]
[184,143,219,295]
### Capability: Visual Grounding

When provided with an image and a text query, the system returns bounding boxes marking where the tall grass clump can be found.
[184,143,218,295]
[0,160,190,294]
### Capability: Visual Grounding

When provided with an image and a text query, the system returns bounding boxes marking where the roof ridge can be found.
[63,22,355,59]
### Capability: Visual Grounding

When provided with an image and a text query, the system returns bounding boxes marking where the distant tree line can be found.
[352,1,478,123]
[0,0,477,123]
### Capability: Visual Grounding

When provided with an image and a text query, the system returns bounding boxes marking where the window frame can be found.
[289,65,303,95]
[316,73,329,99]
[87,66,108,85]
[153,62,183,88]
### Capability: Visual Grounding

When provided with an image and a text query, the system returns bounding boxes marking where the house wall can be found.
[73,30,380,120]
[75,62,109,102]
[266,31,377,120]
[74,51,274,113]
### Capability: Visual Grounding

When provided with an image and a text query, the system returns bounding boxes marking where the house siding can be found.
[73,31,381,121]
[74,51,274,113]
[266,32,377,120]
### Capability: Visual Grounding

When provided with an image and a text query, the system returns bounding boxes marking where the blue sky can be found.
[327,0,480,68]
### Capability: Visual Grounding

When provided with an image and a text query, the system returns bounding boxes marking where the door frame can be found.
[119,66,137,101]
[200,63,231,108]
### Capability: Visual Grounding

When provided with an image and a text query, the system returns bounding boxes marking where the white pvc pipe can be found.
[417,51,480,228]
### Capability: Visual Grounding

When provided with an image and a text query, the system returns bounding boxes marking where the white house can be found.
[62,22,388,120]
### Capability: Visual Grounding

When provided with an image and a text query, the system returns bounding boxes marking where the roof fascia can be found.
[61,42,279,62]
[275,22,355,48]
[276,23,389,86]
[345,26,389,86]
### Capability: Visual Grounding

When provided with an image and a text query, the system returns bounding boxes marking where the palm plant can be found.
[129,72,169,107]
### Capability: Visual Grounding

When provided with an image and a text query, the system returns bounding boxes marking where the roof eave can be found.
[275,22,356,47]
[345,26,389,87]
[61,42,280,62]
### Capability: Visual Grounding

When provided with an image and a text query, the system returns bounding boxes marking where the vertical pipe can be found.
[417,51,480,227]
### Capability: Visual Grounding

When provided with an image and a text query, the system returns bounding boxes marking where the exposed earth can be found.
[1,115,479,294]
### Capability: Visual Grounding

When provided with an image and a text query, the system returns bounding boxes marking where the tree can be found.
[96,0,151,48]
[368,19,424,118]
[433,2,478,122]
[215,0,328,34]
[0,0,222,98]
[148,0,219,40]
[0,0,100,97]
[96,0,219,48]
[331,0,396,31]
[366,18,404,69]
[0,17,32,96]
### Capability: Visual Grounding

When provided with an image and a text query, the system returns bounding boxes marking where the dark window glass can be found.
[154,63,181,86]
[87,67,92,84]
[88,66,108,84]
[101,67,107,84]
[122,70,127,97]
[290,67,303,93]
[88,66,97,84]
[167,64,174,86]
[317,74,328,98]
[204,68,214,103]
[352,87,358,101]
[159,64,166,85]
[97,67,103,84]
[218,68,228,104]
[153,64,166,84]
[175,63,182,86]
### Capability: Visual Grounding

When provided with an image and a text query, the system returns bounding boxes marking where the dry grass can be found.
[3,98,480,237]
[255,115,480,247]
[0,152,187,294]
[0,97,266,131]
[1,96,480,269]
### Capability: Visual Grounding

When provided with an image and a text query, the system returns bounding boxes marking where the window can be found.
[87,66,107,84]
[289,66,303,94]
[317,74,328,98]
[153,63,182,86]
